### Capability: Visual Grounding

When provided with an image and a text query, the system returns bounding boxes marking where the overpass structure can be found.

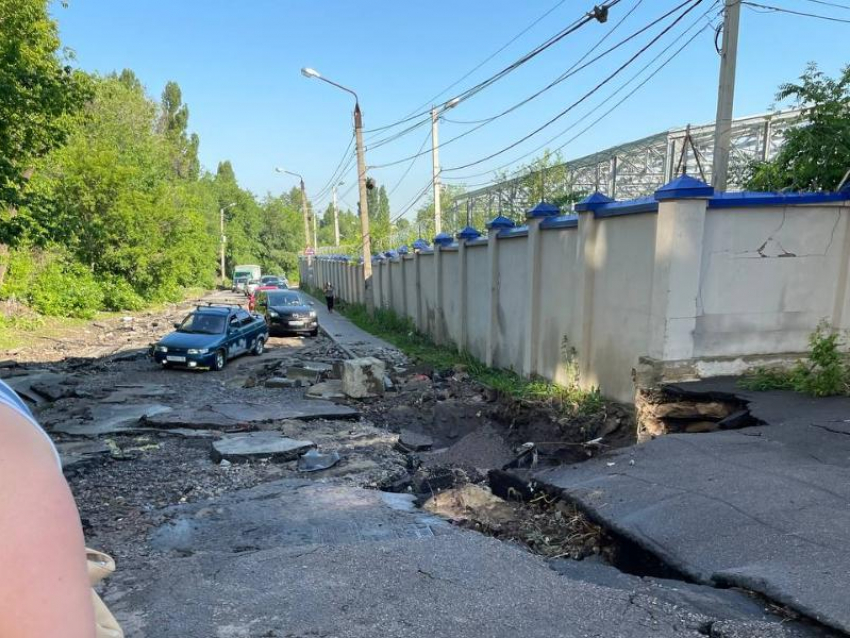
[450,109,803,218]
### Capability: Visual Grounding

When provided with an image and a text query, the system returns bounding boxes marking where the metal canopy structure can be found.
[451,108,804,220]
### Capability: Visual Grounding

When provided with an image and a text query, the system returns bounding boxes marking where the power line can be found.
[442,0,647,127]
[388,128,433,197]
[369,0,700,170]
[742,0,850,21]
[312,134,355,201]
[373,0,572,133]
[798,0,850,10]
[361,0,623,136]
[443,0,705,173]
[444,1,719,183]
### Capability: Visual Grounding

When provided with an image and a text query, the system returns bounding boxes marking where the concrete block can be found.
[341,357,386,398]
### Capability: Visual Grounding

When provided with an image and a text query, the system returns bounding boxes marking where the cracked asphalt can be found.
[2,293,838,637]
[538,377,850,635]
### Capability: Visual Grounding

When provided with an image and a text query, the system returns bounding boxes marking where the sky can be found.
[54,0,849,219]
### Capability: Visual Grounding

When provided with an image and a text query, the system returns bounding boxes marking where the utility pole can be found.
[711,0,741,191]
[332,183,341,247]
[219,207,226,286]
[300,67,373,311]
[299,178,311,250]
[355,104,374,312]
[431,107,442,236]
[219,202,235,286]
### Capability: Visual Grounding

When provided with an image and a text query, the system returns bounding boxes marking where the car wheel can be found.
[309,327,319,337]
[212,349,226,371]
[251,337,265,356]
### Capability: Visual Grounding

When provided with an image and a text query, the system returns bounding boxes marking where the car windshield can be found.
[267,292,303,306]
[261,276,280,284]
[178,313,226,335]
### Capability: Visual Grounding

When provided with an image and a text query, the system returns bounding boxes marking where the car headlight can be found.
[155,345,168,353]
[309,311,317,318]
[269,310,279,317]
[187,348,208,355]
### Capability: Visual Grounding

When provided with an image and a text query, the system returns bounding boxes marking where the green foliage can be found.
[746,63,850,192]
[741,324,850,397]
[100,277,145,311]
[0,0,311,319]
[0,0,89,208]
[29,260,104,318]
[335,299,603,416]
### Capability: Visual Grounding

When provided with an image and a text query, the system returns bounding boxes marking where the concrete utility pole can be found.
[430,97,459,236]
[305,178,316,251]
[711,0,741,191]
[276,168,311,251]
[301,67,374,312]
[431,107,442,236]
[332,182,343,247]
[354,103,374,311]
[219,202,236,285]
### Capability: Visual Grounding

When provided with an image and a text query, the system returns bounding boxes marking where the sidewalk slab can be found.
[536,378,850,634]
[301,292,401,360]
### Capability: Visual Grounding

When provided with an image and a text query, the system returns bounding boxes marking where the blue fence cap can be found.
[457,225,482,241]
[433,232,453,246]
[526,201,561,218]
[655,174,714,200]
[486,215,515,230]
[575,192,614,212]
[397,245,410,255]
[412,238,430,250]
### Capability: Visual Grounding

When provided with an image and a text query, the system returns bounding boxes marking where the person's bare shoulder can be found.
[0,405,95,638]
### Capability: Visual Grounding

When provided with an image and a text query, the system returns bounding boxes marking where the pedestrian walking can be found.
[0,379,123,637]
[324,281,335,313]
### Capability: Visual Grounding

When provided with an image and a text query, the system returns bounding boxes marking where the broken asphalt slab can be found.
[535,377,850,634]
[118,480,821,638]
[211,432,314,463]
[142,399,359,430]
[148,479,449,554]
[50,403,173,437]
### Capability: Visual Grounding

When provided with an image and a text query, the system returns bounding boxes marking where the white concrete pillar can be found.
[648,176,714,363]
[413,252,423,331]
[522,220,543,377]
[521,203,559,377]
[573,207,601,385]
[486,230,499,367]
[485,217,514,367]
[434,244,445,345]
[400,256,409,319]
[458,240,468,354]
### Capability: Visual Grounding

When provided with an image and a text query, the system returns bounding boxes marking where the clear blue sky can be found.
[54,0,848,217]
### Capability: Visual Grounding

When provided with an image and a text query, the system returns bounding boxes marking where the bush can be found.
[100,277,145,311]
[741,323,849,397]
[29,261,104,318]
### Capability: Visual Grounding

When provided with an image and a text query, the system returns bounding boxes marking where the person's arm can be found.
[0,405,95,638]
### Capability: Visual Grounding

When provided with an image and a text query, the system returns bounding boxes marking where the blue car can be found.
[153,304,268,371]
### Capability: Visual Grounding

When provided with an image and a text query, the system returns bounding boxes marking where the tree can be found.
[0,0,88,209]
[159,80,199,179]
[747,63,850,192]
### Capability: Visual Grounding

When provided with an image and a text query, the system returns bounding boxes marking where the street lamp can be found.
[431,96,460,236]
[333,181,344,247]
[301,66,373,312]
[220,202,236,286]
[275,167,314,252]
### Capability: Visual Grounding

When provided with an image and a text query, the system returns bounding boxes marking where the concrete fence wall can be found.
[301,177,850,403]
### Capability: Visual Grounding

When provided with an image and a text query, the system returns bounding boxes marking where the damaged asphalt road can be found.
[538,377,850,635]
[0,292,839,637]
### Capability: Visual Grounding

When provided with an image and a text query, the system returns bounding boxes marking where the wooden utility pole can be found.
[711,0,741,191]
